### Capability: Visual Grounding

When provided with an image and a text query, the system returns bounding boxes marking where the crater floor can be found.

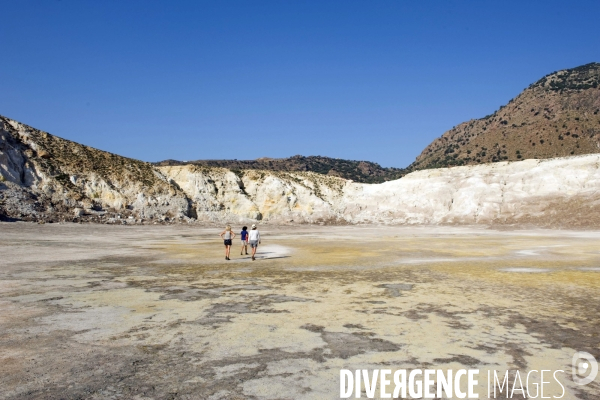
[1,223,599,399]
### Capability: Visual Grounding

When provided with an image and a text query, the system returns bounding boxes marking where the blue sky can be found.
[1,1,598,167]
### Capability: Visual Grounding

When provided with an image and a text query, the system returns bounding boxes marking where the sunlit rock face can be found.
[2,114,600,227]
[158,166,347,224]
[0,116,190,222]
[160,155,600,227]
[340,155,600,226]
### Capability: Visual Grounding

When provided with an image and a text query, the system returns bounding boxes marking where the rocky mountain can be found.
[410,62,600,170]
[155,155,406,184]
[0,115,351,224]
[2,114,600,227]
[0,116,191,223]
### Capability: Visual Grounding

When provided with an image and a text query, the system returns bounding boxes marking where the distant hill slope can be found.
[409,62,600,170]
[155,155,406,184]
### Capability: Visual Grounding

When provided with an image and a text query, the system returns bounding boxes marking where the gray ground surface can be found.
[1,222,599,399]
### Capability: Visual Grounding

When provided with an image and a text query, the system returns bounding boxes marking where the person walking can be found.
[240,226,249,255]
[220,225,235,260]
[248,224,261,261]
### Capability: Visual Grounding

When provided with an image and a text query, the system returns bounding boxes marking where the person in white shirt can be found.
[248,224,261,261]
[219,225,235,260]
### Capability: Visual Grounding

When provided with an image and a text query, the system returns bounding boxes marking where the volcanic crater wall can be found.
[2,115,600,227]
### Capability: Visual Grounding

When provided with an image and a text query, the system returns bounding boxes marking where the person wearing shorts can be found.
[219,225,235,260]
[240,226,249,255]
[248,224,261,261]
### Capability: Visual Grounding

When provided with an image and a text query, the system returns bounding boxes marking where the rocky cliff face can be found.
[158,154,600,227]
[158,166,348,224]
[0,116,191,223]
[411,62,600,170]
[2,115,600,227]
[342,154,600,227]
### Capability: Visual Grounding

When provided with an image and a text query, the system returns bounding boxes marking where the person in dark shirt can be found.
[240,226,249,255]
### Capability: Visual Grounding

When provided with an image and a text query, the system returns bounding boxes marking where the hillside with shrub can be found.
[409,62,600,170]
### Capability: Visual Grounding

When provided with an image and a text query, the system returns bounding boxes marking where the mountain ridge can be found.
[154,155,406,184]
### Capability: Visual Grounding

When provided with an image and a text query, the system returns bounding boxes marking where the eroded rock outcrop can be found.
[341,155,600,226]
[158,166,346,224]
[0,116,190,222]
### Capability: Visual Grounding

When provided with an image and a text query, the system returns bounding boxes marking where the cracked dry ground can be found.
[1,223,600,399]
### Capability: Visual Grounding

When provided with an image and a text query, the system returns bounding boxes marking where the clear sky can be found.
[1,1,598,167]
